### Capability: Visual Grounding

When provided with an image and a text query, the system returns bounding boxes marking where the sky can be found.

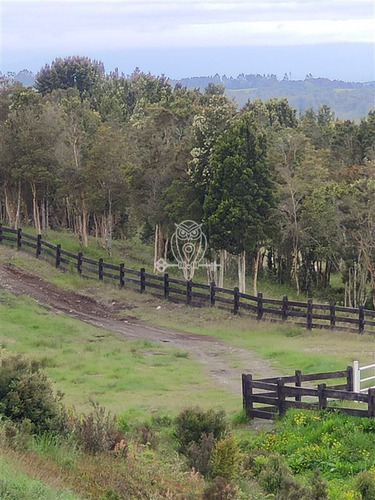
[1,0,374,82]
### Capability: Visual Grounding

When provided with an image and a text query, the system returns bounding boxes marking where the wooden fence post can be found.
[282,295,288,320]
[233,287,239,315]
[318,383,327,410]
[277,378,286,416]
[98,258,104,280]
[77,252,83,275]
[307,299,313,330]
[36,234,42,258]
[210,281,216,307]
[55,244,61,268]
[17,228,22,250]
[242,374,253,418]
[140,268,146,293]
[330,301,336,329]
[295,369,302,402]
[367,388,375,417]
[0,223,3,244]
[186,279,192,305]
[359,306,365,333]
[346,365,354,391]
[119,263,125,288]
[163,273,169,299]
[257,292,263,320]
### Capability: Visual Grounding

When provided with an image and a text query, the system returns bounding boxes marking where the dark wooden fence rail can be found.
[242,367,375,420]
[1,224,375,334]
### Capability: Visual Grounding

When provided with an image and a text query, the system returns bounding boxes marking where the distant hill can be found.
[174,74,375,121]
[0,69,36,87]
[3,69,374,121]
[14,69,36,87]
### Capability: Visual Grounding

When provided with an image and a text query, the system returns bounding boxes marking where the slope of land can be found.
[0,261,280,396]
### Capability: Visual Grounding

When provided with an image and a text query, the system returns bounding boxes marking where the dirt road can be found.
[0,262,280,395]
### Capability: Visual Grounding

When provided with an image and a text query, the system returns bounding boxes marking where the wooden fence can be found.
[242,367,375,420]
[1,225,375,334]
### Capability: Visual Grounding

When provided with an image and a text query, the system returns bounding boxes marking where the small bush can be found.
[309,470,328,500]
[210,434,242,481]
[203,477,238,500]
[258,455,292,494]
[0,353,65,433]
[187,432,215,476]
[354,470,375,500]
[276,475,310,500]
[174,407,228,454]
[68,401,122,453]
[136,423,158,449]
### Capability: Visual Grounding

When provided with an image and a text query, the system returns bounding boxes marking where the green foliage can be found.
[245,409,375,480]
[174,407,228,454]
[0,454,79,500]
[187,432,215,476]
[354,470,375,500]
[257,454,291,494]
[204,111,276,254]
[210,433,242,481]
[35,56,104,98]
[0,352,65,433]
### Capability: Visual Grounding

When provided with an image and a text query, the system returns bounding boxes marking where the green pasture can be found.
[0,289,238,417]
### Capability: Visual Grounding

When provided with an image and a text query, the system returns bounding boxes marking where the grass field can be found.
[0,288,239,417]
[2,242,375,393]
[2,234,375,500]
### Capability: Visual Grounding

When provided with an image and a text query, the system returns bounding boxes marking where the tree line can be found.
[0,56,374,306]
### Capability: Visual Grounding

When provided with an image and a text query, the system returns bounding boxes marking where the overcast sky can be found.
[1,0,374,81]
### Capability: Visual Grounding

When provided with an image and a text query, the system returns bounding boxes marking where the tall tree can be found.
[35,56,105,103]
[204,111,276,293]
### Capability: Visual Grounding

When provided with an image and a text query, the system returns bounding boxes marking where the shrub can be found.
[258,455,292,494]
[210,434,242,481]
[0,353,65,433]
[174,407,228,454]
[68,401,122,453]
[187,432,215,476]
[203,477,238,500]
[136,423,158,449]
[276,475,310,500]
[309,470,328,500]
[354,470,375,500]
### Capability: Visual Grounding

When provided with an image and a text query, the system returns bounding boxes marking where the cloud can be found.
[2,0,374,55]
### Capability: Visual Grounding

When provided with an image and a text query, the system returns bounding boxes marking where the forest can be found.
[1,56,375,307]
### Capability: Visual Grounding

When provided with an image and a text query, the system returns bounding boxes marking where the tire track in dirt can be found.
[0,263,280,395]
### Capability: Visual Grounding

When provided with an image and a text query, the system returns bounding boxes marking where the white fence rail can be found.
[353,361,375,393]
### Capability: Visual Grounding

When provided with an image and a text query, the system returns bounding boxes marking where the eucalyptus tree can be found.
[1,90,64,232]
[56,89,101,245]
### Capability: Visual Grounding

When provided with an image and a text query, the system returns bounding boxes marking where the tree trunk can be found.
[30,182,41,235]
[4,185,17,228]
[164,237,169,261]
[15,180,22,229]
[238,250,246,293]
[80,199,88,247]
[103,190,113,256]
[218,249,226,288]
[41,197,47,234]
[253,247,261,296]
[292,240,300,295]
[154,224,163,273]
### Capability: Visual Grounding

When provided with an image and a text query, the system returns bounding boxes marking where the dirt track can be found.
[0,262,280,395]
